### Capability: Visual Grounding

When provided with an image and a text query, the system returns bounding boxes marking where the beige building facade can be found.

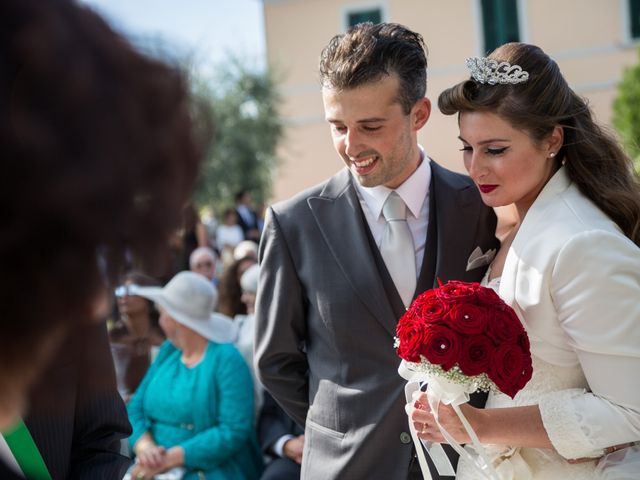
[263,0,640,202]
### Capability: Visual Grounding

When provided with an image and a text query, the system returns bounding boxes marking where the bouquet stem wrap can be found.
[400,361,500,480]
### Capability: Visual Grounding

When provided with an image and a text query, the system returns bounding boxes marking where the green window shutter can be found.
[481,0,520,54]
[631,0,640,39]
[347,8,382,27]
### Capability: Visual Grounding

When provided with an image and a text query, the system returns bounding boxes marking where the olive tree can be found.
[613,48,640,174]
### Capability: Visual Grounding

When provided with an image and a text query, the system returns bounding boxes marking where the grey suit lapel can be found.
[308,169,398,335]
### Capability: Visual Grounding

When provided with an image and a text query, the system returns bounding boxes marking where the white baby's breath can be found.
[403,356,498,393]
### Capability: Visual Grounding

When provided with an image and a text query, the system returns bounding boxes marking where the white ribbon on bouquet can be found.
[399,360,500,480]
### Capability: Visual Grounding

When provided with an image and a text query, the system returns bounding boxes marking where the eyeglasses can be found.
[114,284,143,298]
[195,261,214,268]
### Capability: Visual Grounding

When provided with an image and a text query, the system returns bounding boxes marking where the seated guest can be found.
[233,240,258,262]
[128,271,262,480]
[233,264,263,417]
[110,271,165,402]
[235,264,259,361]
[189,246,219,287]
[216,256,257,319]
[258,392,304,480]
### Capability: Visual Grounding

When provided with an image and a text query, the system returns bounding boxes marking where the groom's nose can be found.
[344,129,365,158]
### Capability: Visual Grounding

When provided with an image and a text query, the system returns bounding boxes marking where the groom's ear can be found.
[411,98,431,131]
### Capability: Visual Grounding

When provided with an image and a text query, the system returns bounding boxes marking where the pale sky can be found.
[81,0,266,71]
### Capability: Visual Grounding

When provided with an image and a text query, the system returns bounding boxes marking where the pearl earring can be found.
[549,152,556,158]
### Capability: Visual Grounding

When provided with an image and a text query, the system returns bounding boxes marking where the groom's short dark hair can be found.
[319,22,428,114]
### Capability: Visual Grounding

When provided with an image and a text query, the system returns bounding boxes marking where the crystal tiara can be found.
[465,57,529,85]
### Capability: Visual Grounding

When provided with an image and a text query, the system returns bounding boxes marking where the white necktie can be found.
[380,191,416,308]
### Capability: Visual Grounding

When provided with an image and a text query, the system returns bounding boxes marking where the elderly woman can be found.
[127,271,263,480]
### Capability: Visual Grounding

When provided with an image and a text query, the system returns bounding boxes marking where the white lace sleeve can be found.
[538,388,604,459]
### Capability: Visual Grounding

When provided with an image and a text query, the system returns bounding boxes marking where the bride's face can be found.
[458,111,561,216]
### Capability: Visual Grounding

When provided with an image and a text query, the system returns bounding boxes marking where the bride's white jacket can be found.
[498,167,640,461]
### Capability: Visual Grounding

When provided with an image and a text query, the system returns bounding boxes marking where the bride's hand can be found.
[407,391,481,444]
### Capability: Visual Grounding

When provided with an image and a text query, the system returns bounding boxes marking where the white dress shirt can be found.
[0,434,21,476]
[353,147,431,276]
[216,224,244,249]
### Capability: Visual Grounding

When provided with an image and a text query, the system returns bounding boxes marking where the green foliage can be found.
[190,59,283,212]
[613,48,640,174]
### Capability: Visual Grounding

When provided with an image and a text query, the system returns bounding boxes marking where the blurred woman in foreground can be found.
[0,0,204,477]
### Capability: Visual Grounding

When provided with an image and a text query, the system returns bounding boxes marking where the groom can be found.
[255,22,499,479]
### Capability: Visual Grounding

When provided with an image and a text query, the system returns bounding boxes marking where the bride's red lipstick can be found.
[478,184,498,193]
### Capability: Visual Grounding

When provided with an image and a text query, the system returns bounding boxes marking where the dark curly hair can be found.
[217,256,257,318]
[319,22,428,114]
[439,43,640,244]
[0,0,206,404]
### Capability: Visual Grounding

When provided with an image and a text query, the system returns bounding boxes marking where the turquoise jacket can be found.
[128,340,263,479]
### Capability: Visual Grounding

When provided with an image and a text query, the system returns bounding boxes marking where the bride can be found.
[407,43,640,479]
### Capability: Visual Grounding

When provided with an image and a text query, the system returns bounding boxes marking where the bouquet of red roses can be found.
[396,280,533,480]
[395,280,532,398]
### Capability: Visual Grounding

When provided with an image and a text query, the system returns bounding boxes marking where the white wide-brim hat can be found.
[136,271,237,343]
[240,263,259,294]
[233,240,258,260]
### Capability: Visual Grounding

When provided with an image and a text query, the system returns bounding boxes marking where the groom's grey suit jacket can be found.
[255,161,499,480]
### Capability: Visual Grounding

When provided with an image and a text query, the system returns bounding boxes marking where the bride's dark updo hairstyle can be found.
[439,42,640,245]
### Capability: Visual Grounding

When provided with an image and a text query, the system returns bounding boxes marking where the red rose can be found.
[488,343,527,398]
[415,288,438,301]
[447,303,489,335]
[458,334,493,376]
[475,286,504,307]
[514,353,533,392]
[517,332,531,354]
[436,280,479,304]
[396,314,430,362]
[420,324,462,371]
[413,294,449,324]
[486,309,521,344]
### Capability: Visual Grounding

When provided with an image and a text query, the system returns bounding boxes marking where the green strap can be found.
[3,419,52,480]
